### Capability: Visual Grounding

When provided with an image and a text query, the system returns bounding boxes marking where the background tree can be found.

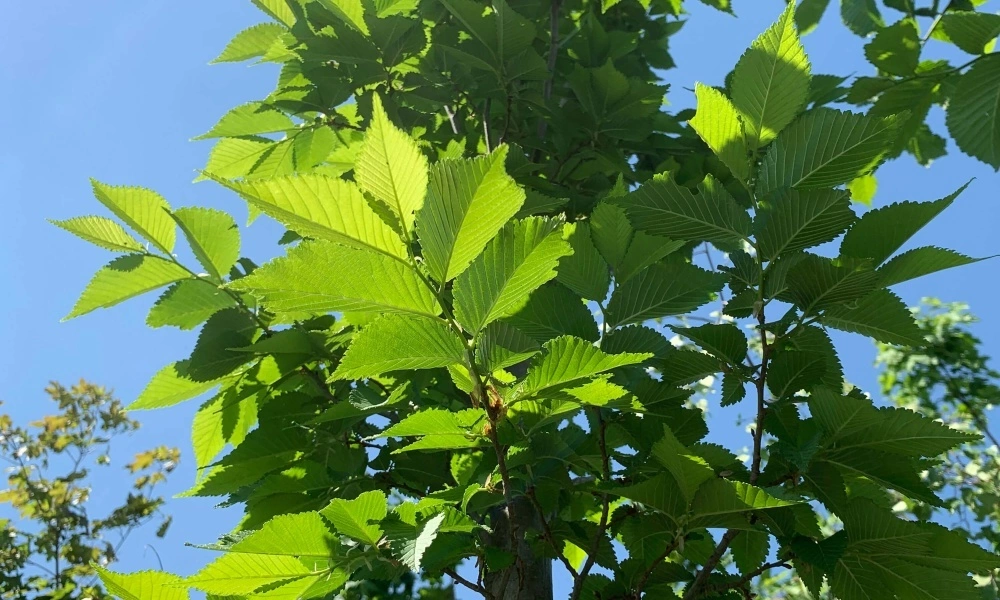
[0,381,179,600]
[51,0,1000,599]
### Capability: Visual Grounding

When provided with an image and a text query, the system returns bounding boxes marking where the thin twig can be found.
[533,0,562,154]
[444,105,460,135]
[704,559,791,595]
[483,98,493,152]
[682,529,742,600]
[750,307,770,485]
[570,411,611,599]
[444,567,488,597]
[526,487,581,580]
[635,535,684,598]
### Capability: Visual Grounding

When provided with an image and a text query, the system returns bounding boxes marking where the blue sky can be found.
[1,1,997,597]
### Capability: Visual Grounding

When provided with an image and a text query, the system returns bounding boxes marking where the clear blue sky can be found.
[1,1,997,597]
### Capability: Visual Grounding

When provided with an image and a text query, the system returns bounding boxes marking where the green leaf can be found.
[171,207,240,280]
[506,283,599,343]
[731,530,770,576]
[841,0,883,36]
[50,216,145,252]
[661,349,723,385]
[822,449,939,505]
[191,389,255,469]
[557,222,611,301]
[847,173,877,205]
[940,11,1000,54]
[840,183,968,264]
[757,109,901,194]
[615,232,686,284]
[320,0,370,35]
[730,3,811,151]
[94,567,187,600]
[787,325,844,390]
[877,246,986,286]
[650,425,715,502]
[320,490,387,546]
[476,322,540,372]
[589,201,633,270]
[385,510,447,571]
[609,474,687,526]
[91,180,176,254]
[212,23,286,63]
[767,348,827,399]
[195,137,274,181]
[355,94,428,238]
[721,372,747,406]
[821,289,923,345]
[186,553,313,595]
[229,241,439,318]
[945,54,1000,169]
[147,280,236,330]
[617,176,751,245]
[690,83,749,181]
[605,260,727,328]
[669,323,747,366]
[863,19,920,76]
[216,174,408,261]
[379,408,485,438]
[520,336,651,397]
[333,315,465,380]
[690,480,798,527]
[130,361,225,410]
[754,188,856,261]
[187,308,258,382]
[417,146,526,281]
[233,511,339,557]
[782,254,878,315]
[65,254,191,320]
[454,217,572,334]
[796,0,831,35]
[835,406,978,457]
[196,102,294,139]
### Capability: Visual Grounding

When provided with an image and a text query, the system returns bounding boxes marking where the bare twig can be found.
[704,559,791,595]
[444,567,488,597]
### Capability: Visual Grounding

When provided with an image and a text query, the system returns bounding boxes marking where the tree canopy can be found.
[51,0,1000,599]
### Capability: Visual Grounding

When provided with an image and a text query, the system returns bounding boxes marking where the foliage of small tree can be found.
[756,298,1000,597]
[0,381,179,600]
[52,0,1000,599]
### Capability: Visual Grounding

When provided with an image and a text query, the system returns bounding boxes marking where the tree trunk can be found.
[484,497,553,600]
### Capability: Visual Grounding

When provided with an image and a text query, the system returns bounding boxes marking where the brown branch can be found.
[682,528,742,600]
[533,0,562,156]
[750,307,770,485]
[634,534,684,598]
[570,410,611,599]
[704,559,792,596]
[526,486,580,580]
[444,567,488,597]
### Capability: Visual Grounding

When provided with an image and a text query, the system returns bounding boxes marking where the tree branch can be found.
[444,567,488,597]
[704,559,791,595]
[681,529,742,600]
[570,410,611,599]
[634,535,684,598]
